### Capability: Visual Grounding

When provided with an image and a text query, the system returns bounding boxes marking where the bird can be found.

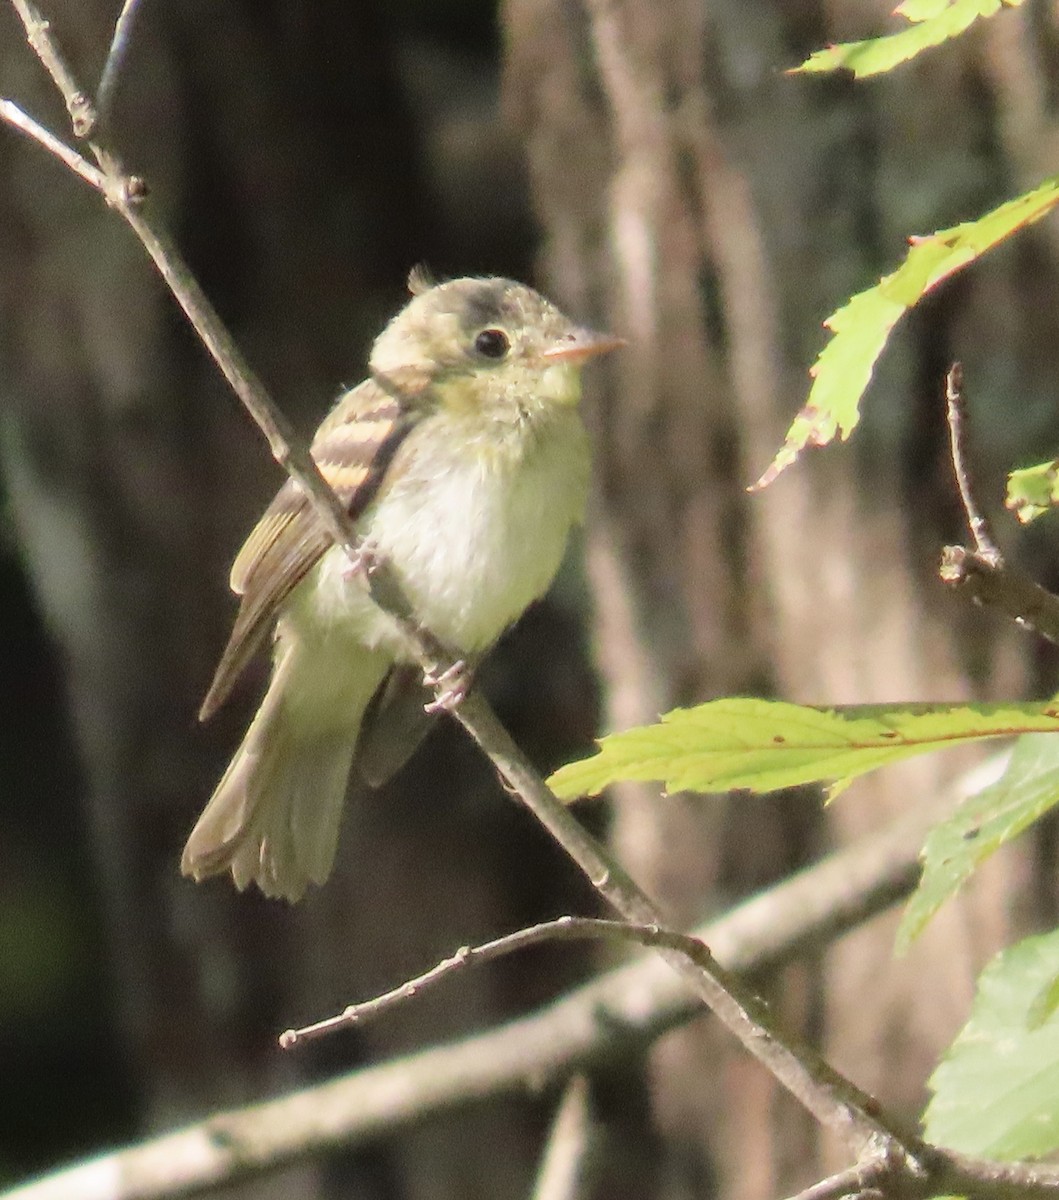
[181,271,623,901]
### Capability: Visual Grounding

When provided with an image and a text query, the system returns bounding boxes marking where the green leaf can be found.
[794,0,1022,80]
[898,734,1059,951]
[1026,969,1059,1031]
[549,698,1059,802]
[897,0,957,19]
[925,929,1059,1158]
[753,176,1059,489]
[1007,459,1059,523]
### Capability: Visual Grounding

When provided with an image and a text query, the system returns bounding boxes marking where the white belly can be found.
[302,408,590,656]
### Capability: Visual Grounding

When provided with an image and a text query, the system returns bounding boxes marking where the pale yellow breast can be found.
[304,406,590,656]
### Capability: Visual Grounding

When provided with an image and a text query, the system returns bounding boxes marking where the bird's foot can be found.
[424,660,474,714]
[342,538,379,581]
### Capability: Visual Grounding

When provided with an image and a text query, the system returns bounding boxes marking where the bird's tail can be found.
[182,634,390,901]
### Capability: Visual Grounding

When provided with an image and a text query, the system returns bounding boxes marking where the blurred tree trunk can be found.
[505,0,1055,1195]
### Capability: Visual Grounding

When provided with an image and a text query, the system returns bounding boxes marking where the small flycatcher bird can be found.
[182,272,622,901]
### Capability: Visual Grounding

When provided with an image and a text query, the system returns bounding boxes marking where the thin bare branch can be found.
[282,917,744,1045]
[96,0,148,126]
[0,99,104,188]
[10,0,96,134]
[945,362,1002,564]
[779,1158,890,1200]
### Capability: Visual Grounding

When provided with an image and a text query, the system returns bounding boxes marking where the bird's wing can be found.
[354,663,437,786]
[199,379,415,720]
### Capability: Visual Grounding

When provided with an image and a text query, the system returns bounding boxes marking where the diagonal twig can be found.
[9,0,95,134]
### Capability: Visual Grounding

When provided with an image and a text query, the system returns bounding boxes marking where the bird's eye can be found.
[474,328,510,359]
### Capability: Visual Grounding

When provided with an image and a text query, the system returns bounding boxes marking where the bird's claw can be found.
[342,539,380,582]
[424,660,473,714]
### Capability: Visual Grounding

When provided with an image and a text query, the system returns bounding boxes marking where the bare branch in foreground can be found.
[0,800,942,1200]
[8,794,1059,1200]
[939,364,1059,645]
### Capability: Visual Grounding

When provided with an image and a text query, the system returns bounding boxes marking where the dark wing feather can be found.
[199,380,414,720]
[354,664,437,786]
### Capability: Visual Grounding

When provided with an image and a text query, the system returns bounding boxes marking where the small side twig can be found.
[940,363,1059,645]
[282,916,733,1046]
[945,362,1002,565]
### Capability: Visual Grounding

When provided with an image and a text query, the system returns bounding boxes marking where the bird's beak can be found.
[542,327,626,364]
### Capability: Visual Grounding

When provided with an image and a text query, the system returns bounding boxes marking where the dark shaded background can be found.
[4,2,1059,1199]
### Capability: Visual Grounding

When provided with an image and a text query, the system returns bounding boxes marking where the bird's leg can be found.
[424,659,476,714]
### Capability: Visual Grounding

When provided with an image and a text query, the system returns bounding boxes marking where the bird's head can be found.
[369,273,623,417]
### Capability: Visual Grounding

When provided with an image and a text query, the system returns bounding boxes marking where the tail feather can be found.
[183,634,389,901]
